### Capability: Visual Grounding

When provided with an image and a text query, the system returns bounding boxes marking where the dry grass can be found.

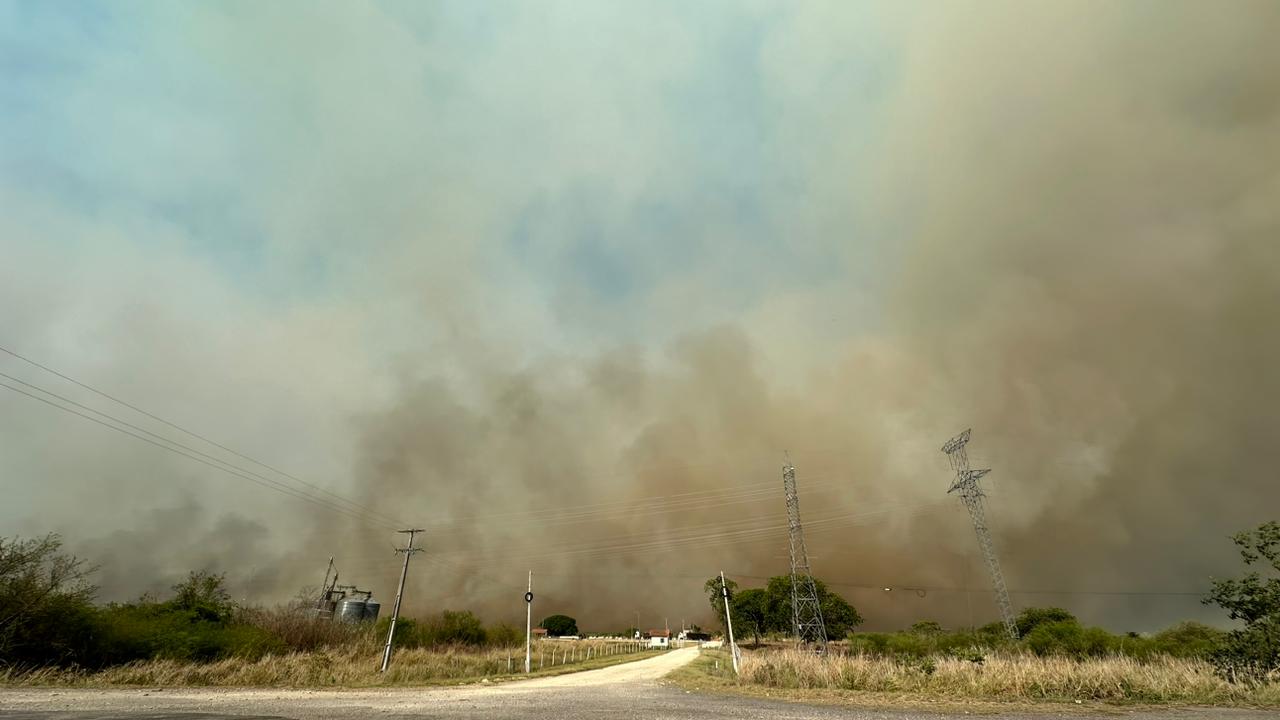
[237,606,371,652]
[684,648,1280,706]
[1,639,655,688]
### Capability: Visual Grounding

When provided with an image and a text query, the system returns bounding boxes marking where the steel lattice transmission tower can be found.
[943,429,1018,640]
[783,458,828,650]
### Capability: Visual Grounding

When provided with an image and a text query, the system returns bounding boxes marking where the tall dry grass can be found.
[737,648,1280,705]
[1,639,653,687]
[238,606,372,652]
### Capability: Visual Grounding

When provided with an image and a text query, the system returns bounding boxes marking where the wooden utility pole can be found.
[316,557,334,611]
[380,529,424,673]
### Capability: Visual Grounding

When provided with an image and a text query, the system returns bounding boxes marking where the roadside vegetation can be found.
[675,647,1280,707]
[3,637,657,687]
[0,533,653,686]
[689,521,1280,706]
[7,519,1280,701]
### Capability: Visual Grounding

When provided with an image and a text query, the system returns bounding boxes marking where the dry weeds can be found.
[732,648,1280,705]
[1,639,654,687]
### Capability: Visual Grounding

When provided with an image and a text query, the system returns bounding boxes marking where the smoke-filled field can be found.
[2,0,1279,639]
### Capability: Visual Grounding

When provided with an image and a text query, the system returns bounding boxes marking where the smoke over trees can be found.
[2,1,1278,635]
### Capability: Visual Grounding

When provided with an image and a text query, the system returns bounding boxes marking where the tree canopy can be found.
[0,533,97,665]
[1205,521,1280,683]
[703,575,738,634]
[704,573,862,644]
[539,614,578,637]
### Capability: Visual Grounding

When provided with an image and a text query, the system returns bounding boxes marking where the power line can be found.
[0,379,399,531]
[416,480,842,534]
[428,502,953,566]
[0,370,404,528]
[0,343,401,527]
[416,476,844,528]
[722,573,1208,598]
[1,343,880,538]
[431,502,931,560]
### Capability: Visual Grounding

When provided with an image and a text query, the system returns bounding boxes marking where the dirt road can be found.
[1,648,1275,720]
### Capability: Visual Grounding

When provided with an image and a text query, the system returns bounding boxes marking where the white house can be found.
[647,629,671,648]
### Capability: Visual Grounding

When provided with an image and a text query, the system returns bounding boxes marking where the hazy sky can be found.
[2,1,1278,632]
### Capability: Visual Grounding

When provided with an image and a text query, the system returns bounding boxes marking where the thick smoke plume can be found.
[3,1,1278,633]
[328,1,1280,631]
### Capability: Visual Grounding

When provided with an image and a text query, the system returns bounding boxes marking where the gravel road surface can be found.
[1,647,1274,720]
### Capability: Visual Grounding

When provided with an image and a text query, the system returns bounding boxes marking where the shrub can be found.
[428,610,487,646]
[486,622,521,647]
[377,610,492,648]
[909,621,944,636]
[1023,619,1082,657]
[847,632,891,655]
[94,599,284,665]
[884,632,931,658]
[1015,607,1077,638]
[0,534,98,667]
[1153,622,1223,659]
[167,571,236,623]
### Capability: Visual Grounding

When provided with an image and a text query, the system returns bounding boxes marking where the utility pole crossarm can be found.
[380,528,425,673]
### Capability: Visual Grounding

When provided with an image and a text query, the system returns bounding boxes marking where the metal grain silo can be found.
[362,598,381,622]
[336,597,368,623]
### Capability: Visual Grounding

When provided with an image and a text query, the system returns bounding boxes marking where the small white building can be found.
[647,629,671,648]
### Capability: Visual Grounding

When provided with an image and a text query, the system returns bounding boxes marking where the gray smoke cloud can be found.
[1,0,1277,633]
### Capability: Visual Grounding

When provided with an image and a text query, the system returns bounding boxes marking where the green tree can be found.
[0,534,98,665]
[820,587,864,638]
[763,575,863,638]
[539,614,578,637]
[1205,521,1280,683]
[703,575,738,633]
[731,588,768,646]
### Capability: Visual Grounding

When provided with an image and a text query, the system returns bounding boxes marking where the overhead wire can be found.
[1,343,879,541]
[0,343,404,528]
[0,378,401,531]
[426,481,843,533]
[721,573,1209,598]
[416,474,843,528]
[432,502,953,566]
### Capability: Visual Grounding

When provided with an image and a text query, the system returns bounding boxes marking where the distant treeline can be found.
[706,573,1221,660]
[0,534,527,670]
[706,521,1280,685]
[846,610,1222,661]
[5,521,1280,685]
